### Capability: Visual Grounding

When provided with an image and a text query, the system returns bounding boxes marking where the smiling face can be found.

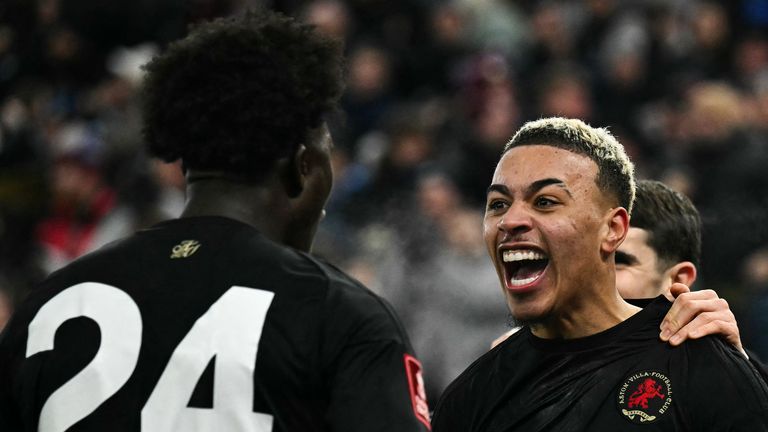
[483,145,622,324]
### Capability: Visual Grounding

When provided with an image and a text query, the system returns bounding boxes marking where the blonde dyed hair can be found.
[504,117,636,214]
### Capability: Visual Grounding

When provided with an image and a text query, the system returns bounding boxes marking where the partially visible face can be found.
[483,145,613,323]
[312,123,334,208]
[287,123,334,252]
[615,227,666,299]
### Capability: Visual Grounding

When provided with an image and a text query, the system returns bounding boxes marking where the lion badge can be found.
[617,370,673,424]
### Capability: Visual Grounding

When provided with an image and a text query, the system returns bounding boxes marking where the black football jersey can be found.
[746,349,768,385]
[0,216,431,432]
[432,296,768,431]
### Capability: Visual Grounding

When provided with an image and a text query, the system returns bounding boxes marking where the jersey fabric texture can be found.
[747,349,768,385]
[432,296,768,432]
[0,216,430,432]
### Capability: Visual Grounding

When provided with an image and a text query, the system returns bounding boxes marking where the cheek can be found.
[482,219,498,255]
[545,218,587,250]
[615,270,633,286]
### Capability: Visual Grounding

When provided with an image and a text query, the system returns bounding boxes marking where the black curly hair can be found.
[141,10,344,179]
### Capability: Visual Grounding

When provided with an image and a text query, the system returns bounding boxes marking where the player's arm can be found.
[322,284,431,432]
[659,283,746,358]
[685,338,768,430]
[746,349,768,384]
[325,338,431,431]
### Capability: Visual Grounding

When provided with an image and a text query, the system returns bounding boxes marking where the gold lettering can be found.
[170,240,202,258]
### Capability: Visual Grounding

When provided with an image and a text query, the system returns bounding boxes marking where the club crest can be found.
[617,370,672,424]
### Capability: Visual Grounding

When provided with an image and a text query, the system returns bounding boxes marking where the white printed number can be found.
[26,283,275,432]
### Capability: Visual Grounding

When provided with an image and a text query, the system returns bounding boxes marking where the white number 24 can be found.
[26,282,275,432]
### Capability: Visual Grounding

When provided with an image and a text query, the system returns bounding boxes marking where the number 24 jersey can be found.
[0,216,431,432]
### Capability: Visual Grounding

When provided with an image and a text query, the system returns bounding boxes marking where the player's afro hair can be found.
[141,10,344,178]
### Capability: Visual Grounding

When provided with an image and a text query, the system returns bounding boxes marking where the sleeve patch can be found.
[404,354,431,430]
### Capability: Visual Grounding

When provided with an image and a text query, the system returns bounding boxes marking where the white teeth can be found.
[502,250,546,263]
[508,275,539,286]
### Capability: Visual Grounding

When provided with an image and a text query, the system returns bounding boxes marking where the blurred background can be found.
[1,0,767,401]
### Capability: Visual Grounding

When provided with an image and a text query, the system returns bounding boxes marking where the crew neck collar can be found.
[526,296,670,352]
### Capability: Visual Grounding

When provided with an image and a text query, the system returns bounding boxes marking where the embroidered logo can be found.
[617,370,672,424]
[404,354,431,430]
[170,240,201,259]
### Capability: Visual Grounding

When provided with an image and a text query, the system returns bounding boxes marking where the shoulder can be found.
[309,256,394,313]
[747,349,768,385]
[303,255,410,343]
[683,335,758,369]
[433,329,526,429]
[680,336,768,419]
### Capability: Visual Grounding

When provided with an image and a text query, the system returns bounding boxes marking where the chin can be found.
[505,294,551,326]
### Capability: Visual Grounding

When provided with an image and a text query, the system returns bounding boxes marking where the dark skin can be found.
[180,124,334,253]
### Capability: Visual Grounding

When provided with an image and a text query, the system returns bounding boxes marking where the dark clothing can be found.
[432,296,768,431]
[747,349,768,386]
[0,216,431,432]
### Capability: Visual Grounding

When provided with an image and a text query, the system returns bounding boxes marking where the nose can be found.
[497,203,533,236]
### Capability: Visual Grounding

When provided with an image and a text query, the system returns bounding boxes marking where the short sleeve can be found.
[746,348,768,386]
[685,338,768,430]
[322,277,431,432]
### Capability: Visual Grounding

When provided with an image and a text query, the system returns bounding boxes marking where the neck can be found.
[530,267,642,339]
[181,174,290,247]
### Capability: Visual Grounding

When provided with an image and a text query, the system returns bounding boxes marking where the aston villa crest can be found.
[617,370,673,425]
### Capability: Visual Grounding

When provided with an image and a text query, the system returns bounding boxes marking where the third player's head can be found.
[141,10,344,251]
[616,180,701,299]
[484,117,636,325]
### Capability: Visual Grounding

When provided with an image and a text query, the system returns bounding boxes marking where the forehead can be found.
[619,227,660,264]
[620,227,654,252]
[492,145,598,189]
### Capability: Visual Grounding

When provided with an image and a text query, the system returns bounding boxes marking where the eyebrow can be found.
[486,184,510,196]
[486,178,573,198]
[615,250,639,265]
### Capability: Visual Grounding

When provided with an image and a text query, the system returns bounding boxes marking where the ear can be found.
[665,261,697,287]
[280,144,308,198]
[601,207,629,254]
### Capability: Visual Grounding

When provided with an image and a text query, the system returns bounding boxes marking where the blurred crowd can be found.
[1,0,768,400]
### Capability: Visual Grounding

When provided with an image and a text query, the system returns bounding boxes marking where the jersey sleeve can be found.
[321,277,431,432]
[746,348,768,386]
[431,384,467,432]
[685,338,768,430]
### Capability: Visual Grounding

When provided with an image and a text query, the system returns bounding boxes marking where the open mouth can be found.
[501,249,549,289]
